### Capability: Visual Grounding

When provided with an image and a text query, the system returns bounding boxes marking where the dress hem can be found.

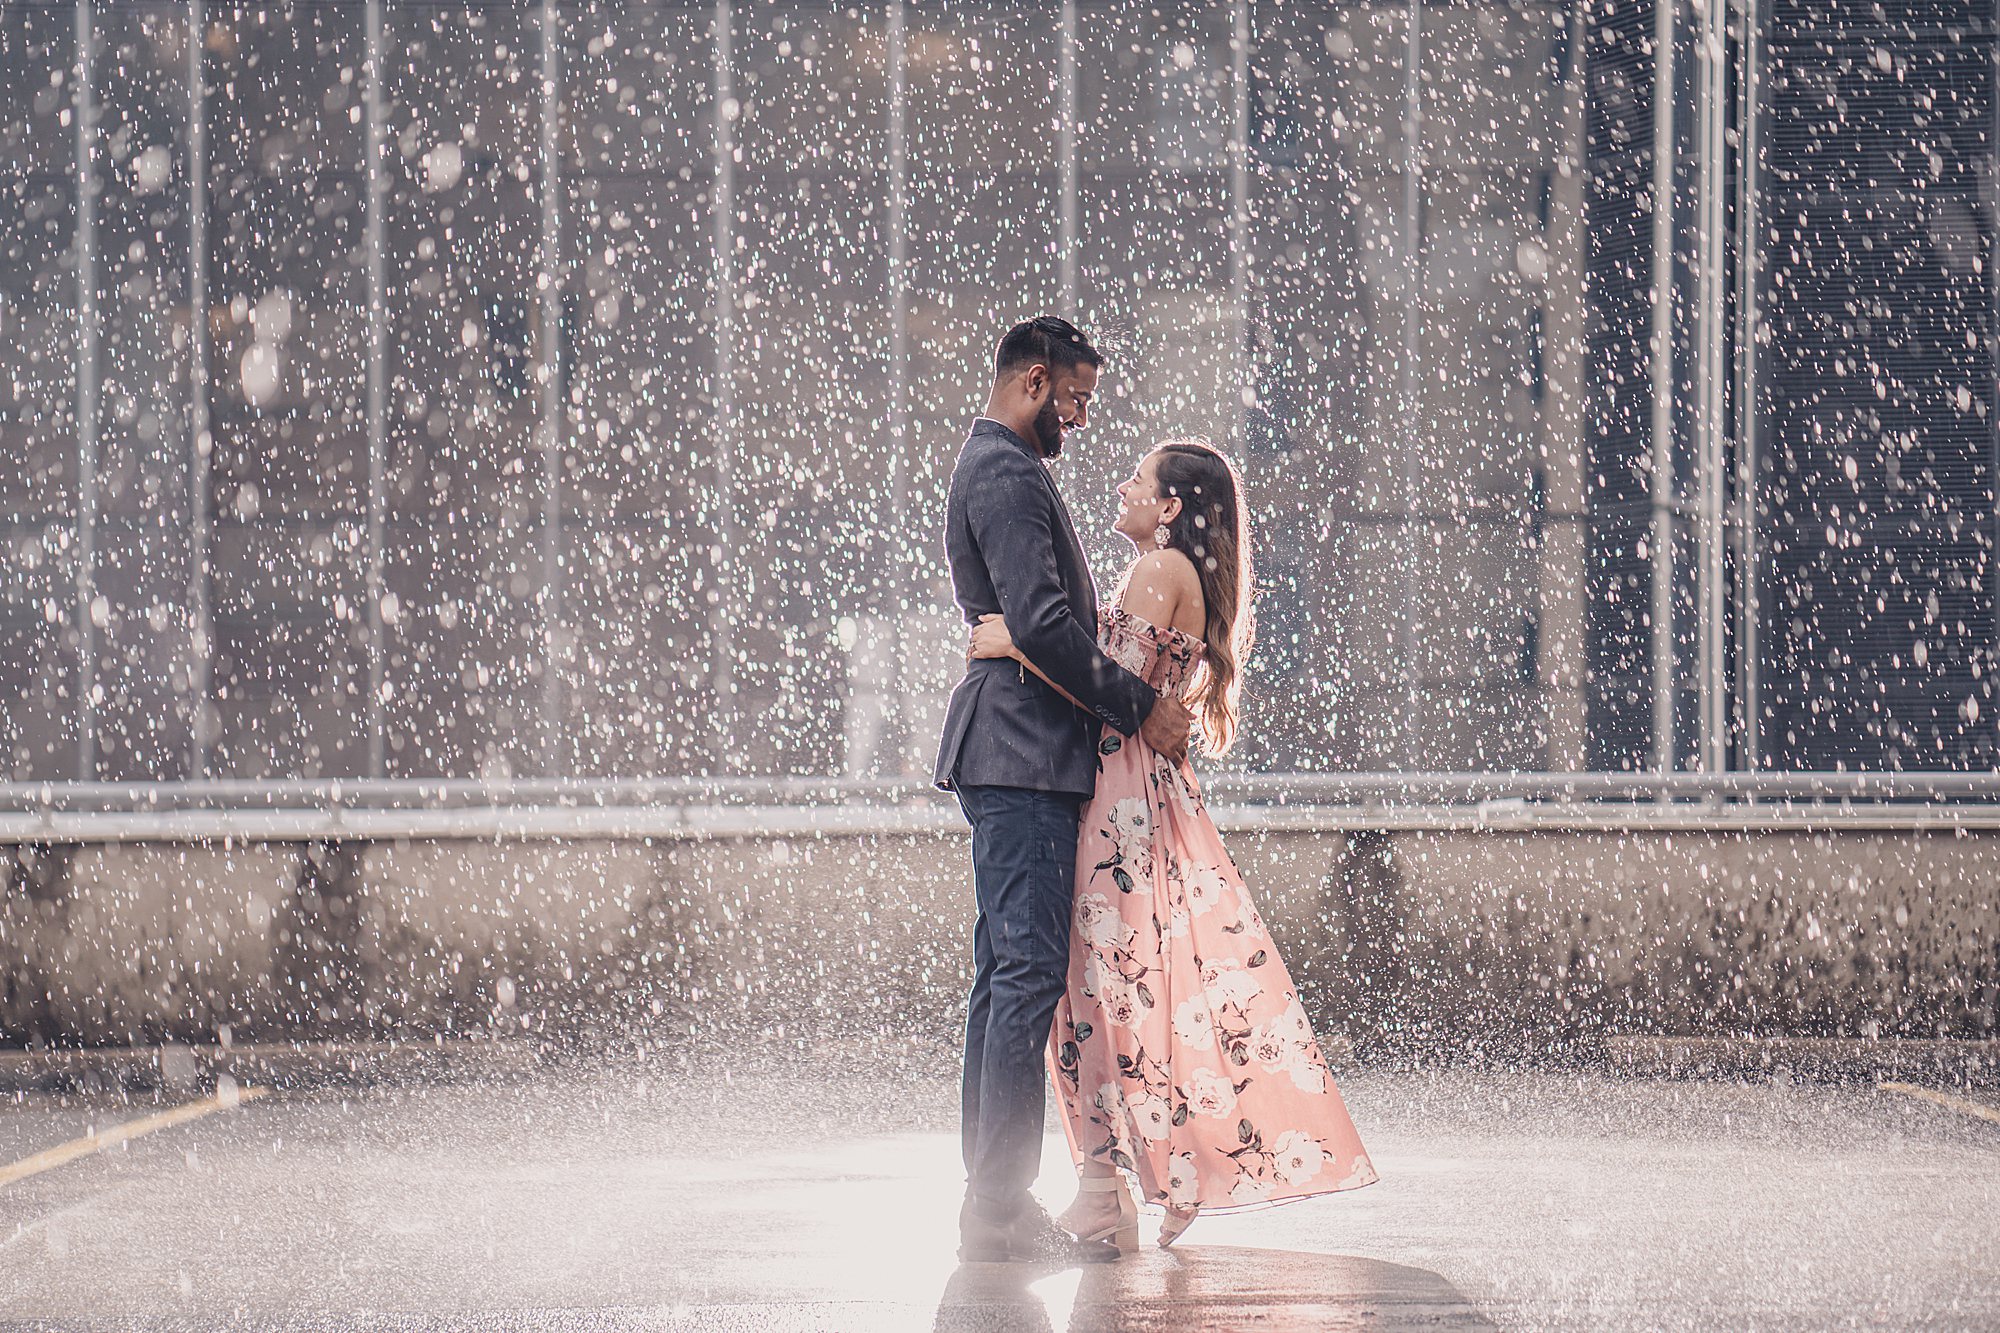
[1130,1167,1382,1219]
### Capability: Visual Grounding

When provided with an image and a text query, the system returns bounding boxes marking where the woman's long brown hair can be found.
[1141,440,1255,755]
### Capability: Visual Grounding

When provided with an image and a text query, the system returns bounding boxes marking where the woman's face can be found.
[1114,452,1178,548]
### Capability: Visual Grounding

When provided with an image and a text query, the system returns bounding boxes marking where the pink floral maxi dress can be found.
[1049,607,1379,1213]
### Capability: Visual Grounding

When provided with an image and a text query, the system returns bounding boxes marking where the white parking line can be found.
[0,1085,267,1190]
[1878,1081,2000,1127]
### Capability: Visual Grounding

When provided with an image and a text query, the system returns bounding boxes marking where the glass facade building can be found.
[1,0,1995,789]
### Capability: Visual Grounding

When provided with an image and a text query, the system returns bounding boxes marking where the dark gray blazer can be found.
[933,418,1158,796]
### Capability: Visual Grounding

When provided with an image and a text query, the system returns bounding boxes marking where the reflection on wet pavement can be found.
[932,1248,1494,1331]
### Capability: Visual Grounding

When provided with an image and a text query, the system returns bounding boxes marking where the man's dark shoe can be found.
[956,1204,1013,1263]
[958,1200,1121,1265]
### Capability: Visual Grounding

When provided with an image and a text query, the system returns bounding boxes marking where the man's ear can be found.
[1022,363,1049,400]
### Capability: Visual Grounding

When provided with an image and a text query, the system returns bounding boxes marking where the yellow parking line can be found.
[0,1085,267,1190]
[1879,1081,2000,1127]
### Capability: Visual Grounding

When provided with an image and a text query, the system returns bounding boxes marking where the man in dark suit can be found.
[935,317,1192,1264]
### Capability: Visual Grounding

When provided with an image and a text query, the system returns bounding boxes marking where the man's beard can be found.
[1032,397,1065,458]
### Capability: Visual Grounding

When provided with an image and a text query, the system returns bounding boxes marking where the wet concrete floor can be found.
[1,1064,1995,1330]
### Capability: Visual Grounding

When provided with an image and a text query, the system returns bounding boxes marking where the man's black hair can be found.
[993,316,1104,381]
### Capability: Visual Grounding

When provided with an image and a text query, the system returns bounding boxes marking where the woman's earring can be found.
[1154,523,1173,551]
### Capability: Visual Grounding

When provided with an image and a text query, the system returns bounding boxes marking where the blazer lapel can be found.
[1042,469,1099,627]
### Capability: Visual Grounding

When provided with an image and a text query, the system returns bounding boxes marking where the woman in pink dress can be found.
[969,440,1377,1255]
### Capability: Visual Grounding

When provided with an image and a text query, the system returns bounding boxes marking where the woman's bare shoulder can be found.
[1136,548,1192,584]
[1120,549,1204,628]
[1131,547,1201,592]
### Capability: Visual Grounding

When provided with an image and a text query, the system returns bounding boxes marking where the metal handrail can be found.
[4,770,2000,814]
[4,797,2000,843]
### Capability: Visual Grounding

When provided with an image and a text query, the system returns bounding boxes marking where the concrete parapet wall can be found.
[4,825,1997,1055]
[1288,829,2000,1057]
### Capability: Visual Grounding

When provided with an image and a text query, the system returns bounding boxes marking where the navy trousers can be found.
[955,782,1084,1224]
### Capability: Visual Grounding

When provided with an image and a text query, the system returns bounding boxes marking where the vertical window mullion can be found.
[74,0,98,782]
[710,0,738,773]
[537,0,564,777]
[188,0,212,780]
[364,0,388,779]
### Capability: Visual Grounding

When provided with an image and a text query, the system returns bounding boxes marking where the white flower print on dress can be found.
[1228,1171,1275,1206]
[1335,1159,1381,1189]
[1082,951,1117,1000]
[1101,981,1143,1029]
[1104,798,1154,876]
[1094,1081,1125,1116]
[1216,902,1264,941]
[1185,1067,1238,1119]
[1165,1151,1202,1209]
[1271,1130,1328,1186]
[1200,959,1262,1009]
[1249,1019,1295,1074]
[1129,1095,1173,1142]
[1272,995,1314,1045]
[1289,1052,1330,1094]
[1171,995,1217,1051]
[1076,892,1133,952]
[1182,864,1227,917]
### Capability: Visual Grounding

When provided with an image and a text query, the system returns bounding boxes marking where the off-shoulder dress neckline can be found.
[1106,604,1203,650]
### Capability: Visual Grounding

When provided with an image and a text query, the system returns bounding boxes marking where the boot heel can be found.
[1071,1172,1140,1258]
[1078,1216,1140,1257]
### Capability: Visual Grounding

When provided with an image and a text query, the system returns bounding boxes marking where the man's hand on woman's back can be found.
[1142,695,1193,764]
